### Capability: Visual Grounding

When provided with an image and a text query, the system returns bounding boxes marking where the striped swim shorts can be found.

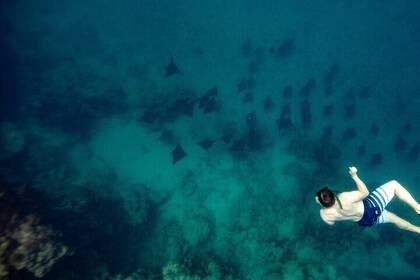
[357,182,395,227]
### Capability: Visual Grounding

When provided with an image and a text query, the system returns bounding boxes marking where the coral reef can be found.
[0,187,69,278]
[162,261,199,280]
[161,260,227,280]
[184,218,211,247]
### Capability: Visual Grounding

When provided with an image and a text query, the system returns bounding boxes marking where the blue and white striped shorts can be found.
[357,183,395,226]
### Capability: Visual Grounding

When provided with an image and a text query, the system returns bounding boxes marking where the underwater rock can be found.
[0,187,69,278]
[171,143,187,164]
[162,262,191,280]
[180,170,198,197]
[2,216,69,278]
[122,185,160,226]
[184,218,211,247]
[342,128,357,141]
[165,59,180,77]
[162,259,225,280]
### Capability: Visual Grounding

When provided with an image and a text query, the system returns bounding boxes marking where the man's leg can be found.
[386,180,420,214]
[386,211,420,234]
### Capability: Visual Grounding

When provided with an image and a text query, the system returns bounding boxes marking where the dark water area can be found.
[1,0,419,279]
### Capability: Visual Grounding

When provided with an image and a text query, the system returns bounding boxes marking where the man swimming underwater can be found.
[316,167,420,233]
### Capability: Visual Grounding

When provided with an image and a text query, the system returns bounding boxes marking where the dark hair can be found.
[316,187,336,208]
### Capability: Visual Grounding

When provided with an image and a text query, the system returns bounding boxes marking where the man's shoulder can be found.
[338,191,367,204]
[319,209,335,225]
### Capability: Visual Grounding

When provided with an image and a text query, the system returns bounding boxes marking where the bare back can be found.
[320,192,365,225]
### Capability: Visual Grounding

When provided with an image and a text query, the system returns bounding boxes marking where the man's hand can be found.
[347,166,369,201]
[349,166,357,177]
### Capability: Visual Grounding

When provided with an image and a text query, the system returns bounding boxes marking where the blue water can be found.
[1,1,419,279]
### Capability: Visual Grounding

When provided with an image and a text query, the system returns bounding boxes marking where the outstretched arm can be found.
[349,167,369,195]
[342,167,369,203]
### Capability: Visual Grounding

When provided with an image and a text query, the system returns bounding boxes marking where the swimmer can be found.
[315,167,420,233]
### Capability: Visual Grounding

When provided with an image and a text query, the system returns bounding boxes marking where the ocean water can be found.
[0,0,419,279]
